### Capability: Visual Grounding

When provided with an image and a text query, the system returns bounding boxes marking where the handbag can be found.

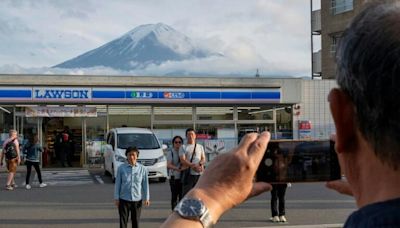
[181,144,197,185]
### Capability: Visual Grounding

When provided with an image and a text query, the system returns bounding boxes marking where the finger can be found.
[238,133,259,151]
[247,182,273,199]
[326,180,353,196]
[247,131,270,161]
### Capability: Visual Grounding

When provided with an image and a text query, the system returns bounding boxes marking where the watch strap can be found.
[199,208,213,228]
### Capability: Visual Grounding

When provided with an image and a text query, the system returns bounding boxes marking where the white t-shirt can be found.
[179,143,205,175]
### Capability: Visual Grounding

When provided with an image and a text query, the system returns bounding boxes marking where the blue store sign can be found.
[0,87,281,104]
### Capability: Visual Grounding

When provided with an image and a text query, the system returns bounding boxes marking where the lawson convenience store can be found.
[0,74,334,167]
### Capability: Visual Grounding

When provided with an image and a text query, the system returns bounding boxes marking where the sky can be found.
[0,0,321,77]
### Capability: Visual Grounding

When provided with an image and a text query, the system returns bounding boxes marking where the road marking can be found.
[94,175,104,184]
[30,170,94,186]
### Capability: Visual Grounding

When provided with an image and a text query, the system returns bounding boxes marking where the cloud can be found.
[0,0,313,77]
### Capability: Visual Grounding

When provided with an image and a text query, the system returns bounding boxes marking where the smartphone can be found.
[256,140,341,183]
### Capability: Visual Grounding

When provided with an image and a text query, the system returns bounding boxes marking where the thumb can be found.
[248,182,273,199]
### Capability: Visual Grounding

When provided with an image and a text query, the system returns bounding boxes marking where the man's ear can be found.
[328,88,357,154]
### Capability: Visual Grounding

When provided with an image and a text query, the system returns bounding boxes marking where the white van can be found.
[103,127,168,182]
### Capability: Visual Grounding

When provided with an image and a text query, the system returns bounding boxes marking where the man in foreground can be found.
[114,147,150,228]
[325,2,400,227]
[161,2,400,227]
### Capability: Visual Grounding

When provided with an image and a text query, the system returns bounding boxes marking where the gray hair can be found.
[336,2,400,169]
[9,129,17,136]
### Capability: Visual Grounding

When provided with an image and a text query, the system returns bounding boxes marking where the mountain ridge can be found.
[54,23,218,71]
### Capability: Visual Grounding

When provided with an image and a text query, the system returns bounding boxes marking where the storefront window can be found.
[85,105,107,166]
[152,124,192,148]
[276,106,293,139]
[195,124,236,163]
[108,105,151,128]
[237,106,274,120]
[196,107,233,121]
[154,106,192,121]
[0,106,14,145]
[237,124,275,142]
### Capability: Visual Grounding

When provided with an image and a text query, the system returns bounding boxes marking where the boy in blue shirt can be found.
[114,147,150,228]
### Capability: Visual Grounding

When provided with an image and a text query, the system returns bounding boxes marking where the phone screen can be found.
[256,140,341,183]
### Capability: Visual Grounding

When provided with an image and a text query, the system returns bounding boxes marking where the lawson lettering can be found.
[34,89,89,99]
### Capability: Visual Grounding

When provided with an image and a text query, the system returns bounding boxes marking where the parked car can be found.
[103,127,168,182]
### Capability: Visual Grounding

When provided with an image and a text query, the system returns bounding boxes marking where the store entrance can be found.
[43,117,82,167]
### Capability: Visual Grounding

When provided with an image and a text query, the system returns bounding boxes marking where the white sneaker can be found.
[270,216,280,222]
[279,215,287,222]
[26,184,31,190]
[39,183,47,188]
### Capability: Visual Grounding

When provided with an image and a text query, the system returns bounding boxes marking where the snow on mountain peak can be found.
[53,23,215,71]
[125,23,195,55]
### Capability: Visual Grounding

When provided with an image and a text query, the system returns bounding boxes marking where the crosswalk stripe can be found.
[95,175,104,184]
[30,170,94,186]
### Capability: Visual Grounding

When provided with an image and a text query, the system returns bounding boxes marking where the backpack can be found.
[62,133,69,142]
[4,139,17,160]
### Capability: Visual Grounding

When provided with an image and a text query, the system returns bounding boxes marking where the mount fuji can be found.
[53,23,219,71]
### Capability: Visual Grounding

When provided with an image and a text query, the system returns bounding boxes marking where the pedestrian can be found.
[179,128,206,196]
[0,129,21,191]
[23,134,47,189]
[270,184,287,223]
[161,2,400,227]
[269,144,288,223]
[114,146,150,228]
[60,126,73,167]
[167,135,184,210]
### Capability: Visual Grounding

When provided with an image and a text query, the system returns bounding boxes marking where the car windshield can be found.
[117,133,160,150]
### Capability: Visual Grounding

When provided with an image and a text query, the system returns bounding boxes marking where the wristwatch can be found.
[174,197,214,228]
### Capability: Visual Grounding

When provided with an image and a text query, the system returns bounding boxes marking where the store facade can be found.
[0,75,334,167]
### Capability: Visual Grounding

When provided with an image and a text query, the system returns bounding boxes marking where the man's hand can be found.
[326,180,353,196]
[193,164,203,172]
[325,134,353,196]
[187,131,273,223]
[114,200,119,207]
[144,200,150,206]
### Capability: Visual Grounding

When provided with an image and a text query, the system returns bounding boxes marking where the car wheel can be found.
[159,177,167,183]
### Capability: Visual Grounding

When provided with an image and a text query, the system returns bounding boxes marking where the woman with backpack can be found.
[0,129,21,191]
[23,134,47,189]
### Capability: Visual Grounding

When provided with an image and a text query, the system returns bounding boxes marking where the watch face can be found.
[179,198,205,218]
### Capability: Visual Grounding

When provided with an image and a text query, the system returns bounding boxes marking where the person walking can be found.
[167,135,184,210]
[0,129,21,190]
[270,184,287,222]
[179,128,206,196]
[114,146,150,228]
[23,134,47,190]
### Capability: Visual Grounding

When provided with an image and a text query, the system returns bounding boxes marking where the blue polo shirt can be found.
[114,162,150,202]
[344,197,400,227]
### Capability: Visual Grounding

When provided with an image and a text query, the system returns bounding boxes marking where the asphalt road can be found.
[0,168,356,228]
